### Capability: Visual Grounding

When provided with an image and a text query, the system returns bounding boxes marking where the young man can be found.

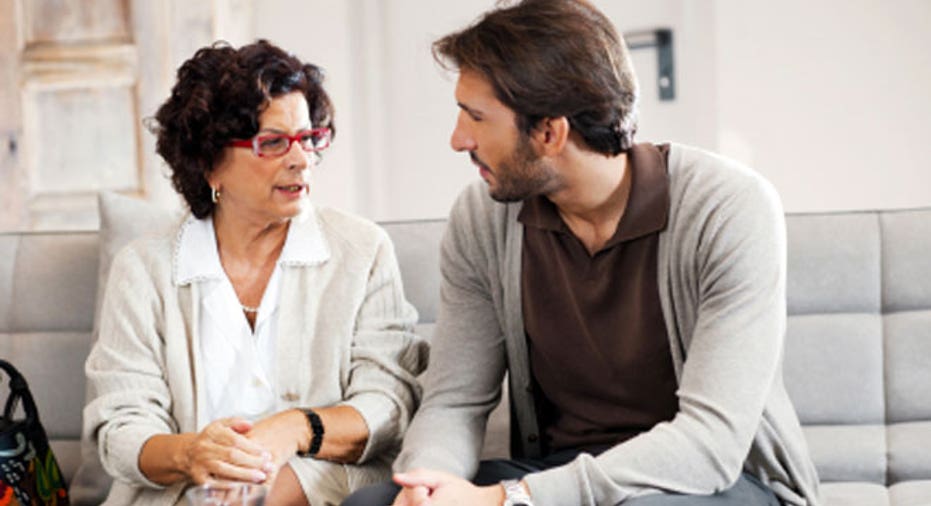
[345,1,820,505]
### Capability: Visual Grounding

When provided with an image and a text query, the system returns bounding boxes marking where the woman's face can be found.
[208,91,315,225]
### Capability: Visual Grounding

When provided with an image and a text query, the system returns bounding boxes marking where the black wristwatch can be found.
[297,409,324,457]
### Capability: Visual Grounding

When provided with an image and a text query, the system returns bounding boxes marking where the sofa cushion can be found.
[820,482,890,506]
[786,213,880,315]
[0,234,98,333]
[93,191,180,333]
[784,313,884,425]
[379,219,445,325]
[1,331,92,441]
[881,211,931,313]
[888,422,931,483]
[803,424,887,484]
[889,480,931,506]
[885,311,931,423]
[820,481,931,506]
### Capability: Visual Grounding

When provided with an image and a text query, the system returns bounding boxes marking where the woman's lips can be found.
[275,183,307,197]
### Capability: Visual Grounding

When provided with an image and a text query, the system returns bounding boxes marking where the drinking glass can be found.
[185,482,267,506]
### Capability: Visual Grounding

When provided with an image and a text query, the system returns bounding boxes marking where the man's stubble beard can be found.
[487,136,562,203]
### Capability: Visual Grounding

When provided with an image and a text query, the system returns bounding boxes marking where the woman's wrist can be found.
[312,405,368,462]
[139,433,197,485]
[174,433,197,480]
[289,408,314,455]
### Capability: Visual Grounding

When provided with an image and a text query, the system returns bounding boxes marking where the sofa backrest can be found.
[2,208,931,488]
[782,208,931,485]
[0,231,99,480]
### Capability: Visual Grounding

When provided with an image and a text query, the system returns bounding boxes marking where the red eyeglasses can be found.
[228,128,331,158]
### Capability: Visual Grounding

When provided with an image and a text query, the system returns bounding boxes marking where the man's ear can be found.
[529,117,570,157]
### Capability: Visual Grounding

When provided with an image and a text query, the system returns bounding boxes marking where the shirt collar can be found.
[610,142,670,243]
[174,216,224,285]
[174,206,330,286]
[278,206,330,266]
[518,142,670,245]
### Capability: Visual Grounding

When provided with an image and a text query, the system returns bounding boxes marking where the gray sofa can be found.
[2,204,931,505]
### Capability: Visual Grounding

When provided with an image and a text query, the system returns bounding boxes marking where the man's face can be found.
[450,69,560,202]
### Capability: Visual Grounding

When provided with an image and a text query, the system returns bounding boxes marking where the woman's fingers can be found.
[207,418,268,457]
[224,417,254,434]
[187,442,269,484]
[203,440,272,470]
[185,419,274,483]
[205,458,268,484]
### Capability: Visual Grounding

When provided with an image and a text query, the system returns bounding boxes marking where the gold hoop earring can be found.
[211,186,220,204]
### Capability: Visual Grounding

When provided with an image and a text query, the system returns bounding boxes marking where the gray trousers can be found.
[342,452,781,505]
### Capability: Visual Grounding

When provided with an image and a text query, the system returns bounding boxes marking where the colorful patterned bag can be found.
[0,360,69,506]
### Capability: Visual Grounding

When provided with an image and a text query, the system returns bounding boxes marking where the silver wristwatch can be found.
[501,479,534,506]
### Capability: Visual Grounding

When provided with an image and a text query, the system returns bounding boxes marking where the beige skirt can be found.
[288,453,393,506]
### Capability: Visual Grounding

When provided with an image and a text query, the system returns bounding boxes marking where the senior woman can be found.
[82,40,428,506]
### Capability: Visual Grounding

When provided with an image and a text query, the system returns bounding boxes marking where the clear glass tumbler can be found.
[185,482,268,506]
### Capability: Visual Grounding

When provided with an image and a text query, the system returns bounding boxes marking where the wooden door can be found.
[0,0,253,232]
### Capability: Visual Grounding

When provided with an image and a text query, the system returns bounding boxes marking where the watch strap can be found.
[298,409,324,456]
[501,479,533,506]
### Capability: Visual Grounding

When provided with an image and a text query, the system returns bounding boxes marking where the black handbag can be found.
[0,359,69,506]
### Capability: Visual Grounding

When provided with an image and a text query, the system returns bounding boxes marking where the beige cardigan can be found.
[83,206,428,505]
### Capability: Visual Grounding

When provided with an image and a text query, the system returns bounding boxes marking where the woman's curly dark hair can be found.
[152,39,335,218]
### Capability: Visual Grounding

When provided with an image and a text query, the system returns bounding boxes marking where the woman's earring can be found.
[211,186,220,204]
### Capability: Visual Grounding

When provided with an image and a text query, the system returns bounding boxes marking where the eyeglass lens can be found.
[257,130,330,156]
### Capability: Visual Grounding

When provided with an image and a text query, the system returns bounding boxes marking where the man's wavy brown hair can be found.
[434,0,638,156]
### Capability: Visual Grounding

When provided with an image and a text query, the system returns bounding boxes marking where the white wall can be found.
[714,0,931,212]
[255,0,931,220]
[253,2,362,215]
[255,0,486,220]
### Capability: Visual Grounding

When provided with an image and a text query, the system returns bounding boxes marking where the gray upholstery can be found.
[780,208,931,505]
[0,232,98,462]
[2,207,931,505]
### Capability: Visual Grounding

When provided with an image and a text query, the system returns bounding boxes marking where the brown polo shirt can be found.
[519,143,677,454]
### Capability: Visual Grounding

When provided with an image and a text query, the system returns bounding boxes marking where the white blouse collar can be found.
[173,207,330,286]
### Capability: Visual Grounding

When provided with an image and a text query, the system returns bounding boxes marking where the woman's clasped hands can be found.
[182,418,275,485]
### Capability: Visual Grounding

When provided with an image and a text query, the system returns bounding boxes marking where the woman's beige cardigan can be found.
[83,206,428,505]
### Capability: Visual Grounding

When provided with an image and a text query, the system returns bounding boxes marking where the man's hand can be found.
[391,483,431,506]
[391,469,505,506]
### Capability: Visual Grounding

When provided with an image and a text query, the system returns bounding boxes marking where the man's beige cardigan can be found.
[83,206,428,505]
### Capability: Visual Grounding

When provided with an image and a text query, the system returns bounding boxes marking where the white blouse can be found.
[176,216,309,427]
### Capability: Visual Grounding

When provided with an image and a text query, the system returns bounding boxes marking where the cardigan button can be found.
[281,392,299,402]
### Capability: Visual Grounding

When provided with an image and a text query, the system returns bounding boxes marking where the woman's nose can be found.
[284,139,310,170]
